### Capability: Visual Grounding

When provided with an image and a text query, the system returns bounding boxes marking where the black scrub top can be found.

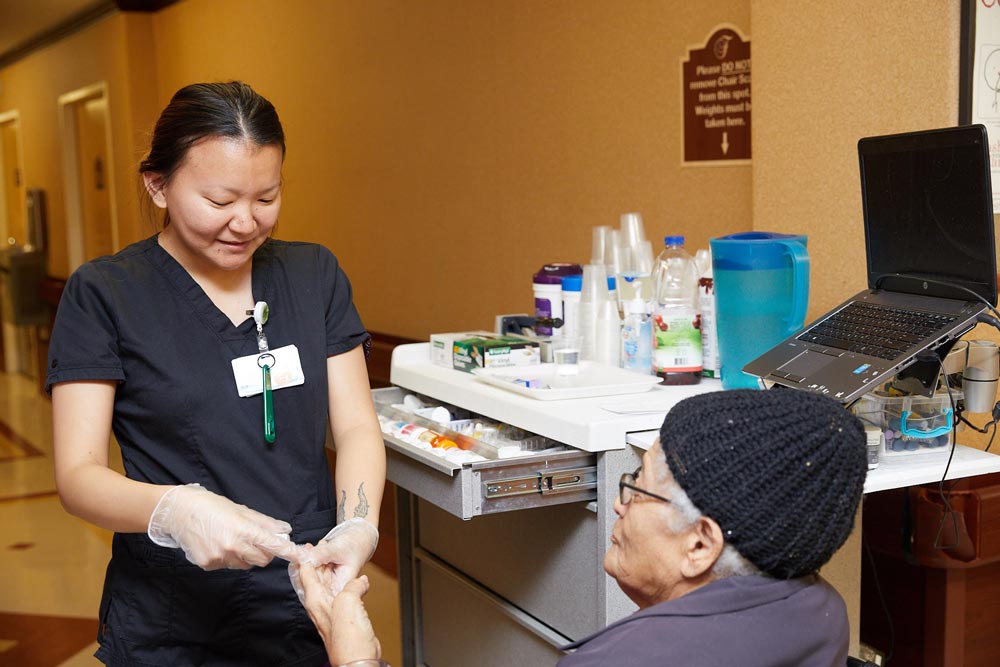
[47,235,369,667]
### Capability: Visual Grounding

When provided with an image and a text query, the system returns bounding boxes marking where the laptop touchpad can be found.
[776,350,837,381]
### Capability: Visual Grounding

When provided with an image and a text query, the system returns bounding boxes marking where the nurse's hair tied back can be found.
[139,80,285,186]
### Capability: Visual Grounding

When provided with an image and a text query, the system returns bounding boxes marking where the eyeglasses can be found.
[619,466,672,506]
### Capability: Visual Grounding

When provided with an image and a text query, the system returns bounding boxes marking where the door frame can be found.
[58,82,119,272]
[0,108,24,247]
[0,108,23,374]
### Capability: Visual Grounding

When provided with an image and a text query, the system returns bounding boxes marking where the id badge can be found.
[231,344,305,397]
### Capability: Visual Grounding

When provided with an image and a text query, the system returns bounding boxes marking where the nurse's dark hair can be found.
[140,81,285,184]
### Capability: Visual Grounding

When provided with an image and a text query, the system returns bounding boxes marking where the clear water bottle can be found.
[652,235,702,384]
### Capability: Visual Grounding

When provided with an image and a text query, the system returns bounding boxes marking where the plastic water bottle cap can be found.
[664,235,685,246]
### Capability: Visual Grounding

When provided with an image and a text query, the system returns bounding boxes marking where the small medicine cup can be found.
[551,336,582,376]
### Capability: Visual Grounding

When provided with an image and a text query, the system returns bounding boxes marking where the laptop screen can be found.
[859,124,997,305]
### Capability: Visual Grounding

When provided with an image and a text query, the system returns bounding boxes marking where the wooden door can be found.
[0,115,26,373]
[73,96,113,260]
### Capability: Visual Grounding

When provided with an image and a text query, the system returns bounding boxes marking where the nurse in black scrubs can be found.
[46,81,385,666]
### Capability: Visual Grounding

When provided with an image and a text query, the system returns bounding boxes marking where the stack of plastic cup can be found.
[578,264,610,362]
[591,226,613,266]
[595,298,621,366]
[585,214,658,368]
[620,213,647,254]
[614,213,654,304]
[611,241,633,278]
[604,229,622,275]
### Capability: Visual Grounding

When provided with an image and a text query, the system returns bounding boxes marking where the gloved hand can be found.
[147,483,307,570]
[288,518,378,603]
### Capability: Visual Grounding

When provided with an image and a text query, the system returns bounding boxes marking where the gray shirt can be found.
[558,574,848,666]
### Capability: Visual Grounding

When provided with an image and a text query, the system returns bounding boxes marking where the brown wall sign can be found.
[682,25,751,165]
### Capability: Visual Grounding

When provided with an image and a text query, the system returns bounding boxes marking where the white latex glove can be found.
[147,483,307,570]
[288,518,379,603]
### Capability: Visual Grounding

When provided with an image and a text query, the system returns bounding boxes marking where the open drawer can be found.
[374,387,597,519]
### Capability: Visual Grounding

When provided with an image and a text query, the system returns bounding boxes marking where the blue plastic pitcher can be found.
[709,232,809,389]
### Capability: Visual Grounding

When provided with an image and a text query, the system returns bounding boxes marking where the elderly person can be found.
[299,389,869,667]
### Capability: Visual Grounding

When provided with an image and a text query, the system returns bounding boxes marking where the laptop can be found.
[743,124,997,404]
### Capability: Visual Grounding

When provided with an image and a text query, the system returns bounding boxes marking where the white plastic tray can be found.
[471,362,662,400]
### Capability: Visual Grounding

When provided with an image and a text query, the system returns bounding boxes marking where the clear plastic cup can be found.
[552,335,582,375]
[591,226,612,265]
[579,264,609,361]
[580,264,609,304]
[612,243,634,276]
[620,212,647,249]
[605,229,622,273]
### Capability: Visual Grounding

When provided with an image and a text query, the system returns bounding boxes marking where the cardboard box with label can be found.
[452,336,541,372]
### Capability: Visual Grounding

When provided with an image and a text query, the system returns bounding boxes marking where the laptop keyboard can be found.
[796,302,957,360]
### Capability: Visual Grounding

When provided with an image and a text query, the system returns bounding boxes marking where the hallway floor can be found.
[0,369,402,667]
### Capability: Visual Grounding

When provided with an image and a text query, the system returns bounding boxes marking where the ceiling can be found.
[0,0,177,69]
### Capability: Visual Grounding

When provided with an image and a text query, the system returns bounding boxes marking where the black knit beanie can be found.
[659,388,868,579]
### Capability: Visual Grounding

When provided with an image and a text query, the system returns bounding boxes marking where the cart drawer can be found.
[417,497,601,640]
[375,387,597,519]
[387,439,597,519]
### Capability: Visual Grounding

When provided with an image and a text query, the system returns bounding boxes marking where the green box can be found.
[452,336,541,373]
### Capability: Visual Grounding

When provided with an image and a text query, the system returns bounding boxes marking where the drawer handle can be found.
[484,467,597,499]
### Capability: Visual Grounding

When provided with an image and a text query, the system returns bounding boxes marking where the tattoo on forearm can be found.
[337,490,346,523]
[353,483,369,519]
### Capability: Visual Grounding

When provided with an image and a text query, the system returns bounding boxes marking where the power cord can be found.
[957,405,1000,453]
[913,351,961,550]
[987,417,998,454]
[977,312,1000,330]
[967,306,1000,455]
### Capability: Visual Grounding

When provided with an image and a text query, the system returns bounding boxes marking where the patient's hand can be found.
[300,561,381,666]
